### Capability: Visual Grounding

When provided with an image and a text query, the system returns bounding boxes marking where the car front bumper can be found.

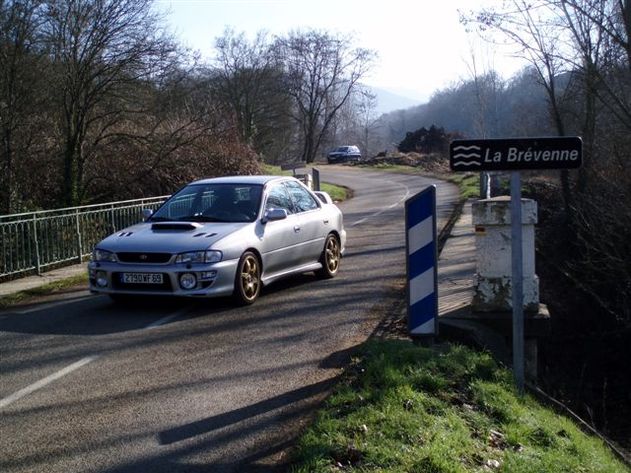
[327,155,360,163]
[88,258,239,298]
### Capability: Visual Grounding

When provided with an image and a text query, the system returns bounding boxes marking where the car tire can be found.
[316,233,341,279]
[234,251,261,305]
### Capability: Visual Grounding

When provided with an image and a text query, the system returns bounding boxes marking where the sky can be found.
[155,0,526,103]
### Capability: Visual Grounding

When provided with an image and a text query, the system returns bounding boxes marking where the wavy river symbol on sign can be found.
[452,145,482,168]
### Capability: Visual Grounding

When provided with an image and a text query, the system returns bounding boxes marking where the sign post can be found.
[510,171,524,392]
[450,136,582,394]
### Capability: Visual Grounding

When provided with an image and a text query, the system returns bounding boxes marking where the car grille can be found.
[116,252,172,264]
[112,273,173,292]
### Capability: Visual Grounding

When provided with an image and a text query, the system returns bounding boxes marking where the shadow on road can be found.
[159,377,334,446]
[97,373,347,473]
[0,295,211,335]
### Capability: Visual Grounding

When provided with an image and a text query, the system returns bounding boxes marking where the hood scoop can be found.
[151,222,202,231]
[193,232,218,238]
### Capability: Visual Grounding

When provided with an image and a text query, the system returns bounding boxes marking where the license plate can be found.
[121,273,163,284]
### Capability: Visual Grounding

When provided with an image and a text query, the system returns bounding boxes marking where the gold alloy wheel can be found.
[324,235,340,274]
[240,253,260,302]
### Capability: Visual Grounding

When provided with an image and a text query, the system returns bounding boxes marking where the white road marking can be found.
[0,356,98,409]
[0,305,191,409]
[350,179,411,227]
[12,294,102,314]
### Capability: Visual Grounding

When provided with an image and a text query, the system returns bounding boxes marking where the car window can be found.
[265,183,294,214]
[198,185,262,222]
[158,186,199,219]
[285,181,319,213]
[152,183,262,222]
[232,186,263,220]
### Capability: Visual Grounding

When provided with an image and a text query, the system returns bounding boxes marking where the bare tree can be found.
[464,47,505,198]
[464,44,505,139]
[0,0,46,213]
[355,87,380,158]
[275,30,375,163]
[323,87,358,150]
[463,0,577,215]
[556,0,631,126]
[210,28,291,159]
[41,0,176,205]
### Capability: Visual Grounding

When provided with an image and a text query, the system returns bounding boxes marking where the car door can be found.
[259,182,302,275]
[284,180,327,266]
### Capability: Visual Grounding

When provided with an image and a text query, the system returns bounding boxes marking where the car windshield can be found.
[150,183,263,223]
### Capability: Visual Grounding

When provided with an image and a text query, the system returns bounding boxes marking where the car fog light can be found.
[96,271,108,288]
[179,273,197,290]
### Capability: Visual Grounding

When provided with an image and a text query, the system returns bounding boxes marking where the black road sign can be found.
[449,137,582,172]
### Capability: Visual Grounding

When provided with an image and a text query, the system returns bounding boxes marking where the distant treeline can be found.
[376,68,553,146]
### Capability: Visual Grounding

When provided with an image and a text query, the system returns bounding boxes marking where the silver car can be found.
[88,175,346,305]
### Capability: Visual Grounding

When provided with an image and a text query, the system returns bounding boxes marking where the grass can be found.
[447,173,481,199]
[289,340,629,473]
[262,163,293,176]
[320,182,348,202]
[0,273,88,309]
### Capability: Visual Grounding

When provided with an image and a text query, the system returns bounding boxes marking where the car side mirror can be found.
[141,208,153,221]
[261,208,288,224]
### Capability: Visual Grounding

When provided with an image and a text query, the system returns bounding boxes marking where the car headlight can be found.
[92,248,117,262]
[175,250,222,264]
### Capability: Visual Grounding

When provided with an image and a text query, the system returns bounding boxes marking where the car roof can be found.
[189,175,289,186]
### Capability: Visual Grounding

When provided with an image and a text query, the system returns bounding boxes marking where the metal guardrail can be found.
[0,196,169,280]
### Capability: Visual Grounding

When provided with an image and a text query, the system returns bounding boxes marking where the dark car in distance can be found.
[327,145,362,164]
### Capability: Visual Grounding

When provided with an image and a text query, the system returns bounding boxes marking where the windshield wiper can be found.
[178,215,227,222]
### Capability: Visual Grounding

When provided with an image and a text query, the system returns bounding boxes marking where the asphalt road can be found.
[0,168,459,473]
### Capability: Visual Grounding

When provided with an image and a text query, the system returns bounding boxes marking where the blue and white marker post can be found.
[405,185,438,338]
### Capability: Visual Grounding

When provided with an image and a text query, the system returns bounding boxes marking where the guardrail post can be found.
[33,213,41,275]
[312,168,321,191]
[110,204,116,233]
[1,224,6,275]
[75,208,83,264]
